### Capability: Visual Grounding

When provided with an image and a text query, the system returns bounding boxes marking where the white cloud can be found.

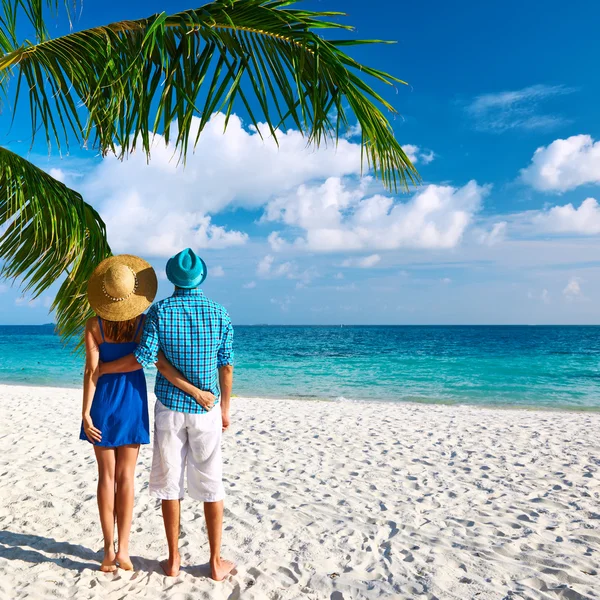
[257,254,290,277]
[334,272,344,280]
[563,277,583,300]
[257,254,315,285]
[264,178,489,252]
[15,295,52,309]
[527,288,553,304]
[403,144,436,165]
[15,296,39,308]
[344,123,362,139]
[270,296,294,312]
[334,283,358,292]
[100,191,247,257]
[420,150,436,165]
[82,113,363,257]
[541,289,550,304]
[477,221,507,246]
[49,168,67,183]
[243,281,257,289]
[264,177,367,232]
[341,254,381,268]
[520,135,600,192]
[257,254,274,277]
[441,277,452,284]
[466,84,575,132]
[268,232,287,252]
[532,198,600,234]
[212,265,225,277]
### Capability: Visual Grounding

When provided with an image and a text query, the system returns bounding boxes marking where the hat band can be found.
[102,267,139,302]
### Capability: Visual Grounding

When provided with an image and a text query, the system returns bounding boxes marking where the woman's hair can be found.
[102,316,140,344]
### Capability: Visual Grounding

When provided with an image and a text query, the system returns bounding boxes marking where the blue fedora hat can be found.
[165,248,208,289]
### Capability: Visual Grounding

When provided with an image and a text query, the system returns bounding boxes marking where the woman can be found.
[80,255,158,572]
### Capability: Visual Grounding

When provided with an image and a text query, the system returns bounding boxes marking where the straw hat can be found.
[87,255,158,321]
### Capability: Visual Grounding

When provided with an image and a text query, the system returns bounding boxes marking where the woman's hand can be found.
[83,414,102,444]
[193,390,216,411]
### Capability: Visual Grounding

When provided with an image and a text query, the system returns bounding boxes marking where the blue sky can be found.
[2,0,600,325]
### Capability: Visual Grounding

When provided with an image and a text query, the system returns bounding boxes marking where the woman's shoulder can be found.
[85,316,100,329]
[85,317,102,341]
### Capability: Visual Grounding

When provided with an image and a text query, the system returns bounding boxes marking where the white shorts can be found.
[149,400,225,502]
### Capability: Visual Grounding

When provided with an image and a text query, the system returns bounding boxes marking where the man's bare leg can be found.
[161,499,181,576]
[94,447,117,572]
[204,500,235,581]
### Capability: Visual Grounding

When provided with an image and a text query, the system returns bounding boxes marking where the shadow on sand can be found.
[0,530,237,592]
[0,530,100,572]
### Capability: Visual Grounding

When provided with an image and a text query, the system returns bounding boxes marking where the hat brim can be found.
[87,255,158,321]
[165,256,207,289]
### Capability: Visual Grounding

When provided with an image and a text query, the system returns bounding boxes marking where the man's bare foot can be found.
[160,554,181,577]
[210,558,236,581]
[116,551,134,571]
[100,549,117,573]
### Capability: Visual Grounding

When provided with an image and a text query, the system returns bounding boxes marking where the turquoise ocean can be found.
[1,325,599,410]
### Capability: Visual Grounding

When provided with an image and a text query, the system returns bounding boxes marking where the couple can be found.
[80,248,235,581]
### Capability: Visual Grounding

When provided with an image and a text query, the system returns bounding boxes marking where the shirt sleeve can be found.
[134,306,160,368]
[217,313,234,368]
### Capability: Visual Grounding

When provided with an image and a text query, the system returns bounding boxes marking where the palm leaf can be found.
[0,0,419,190]
[1,1,79,42]
[0,147,111,347]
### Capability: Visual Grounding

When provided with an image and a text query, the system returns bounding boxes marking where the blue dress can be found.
[80,317,150,447]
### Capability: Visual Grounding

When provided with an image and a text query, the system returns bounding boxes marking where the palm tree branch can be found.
[0,0,419,190]
[0,146,111,347]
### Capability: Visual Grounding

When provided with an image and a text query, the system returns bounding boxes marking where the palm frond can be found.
[0,1,78,43]
[0,0,419,190]
[0,147,111,347]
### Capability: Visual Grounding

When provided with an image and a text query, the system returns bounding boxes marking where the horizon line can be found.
[2,323,600,328]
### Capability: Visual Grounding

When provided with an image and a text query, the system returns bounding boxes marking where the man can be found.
[101,248,235,581]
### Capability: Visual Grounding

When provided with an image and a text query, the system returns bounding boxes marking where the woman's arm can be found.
[82,319,102,443]
[156,351,216,410]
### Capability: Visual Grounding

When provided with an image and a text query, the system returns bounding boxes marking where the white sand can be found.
[0,384,599,599]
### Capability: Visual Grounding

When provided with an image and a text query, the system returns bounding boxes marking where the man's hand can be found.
[221,408,230,432]
[193,390,216,411]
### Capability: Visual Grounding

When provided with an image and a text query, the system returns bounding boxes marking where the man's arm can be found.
[219,364,233,431]
[156,351,216,410]
[100,353,142,375]
[217,315,234,431]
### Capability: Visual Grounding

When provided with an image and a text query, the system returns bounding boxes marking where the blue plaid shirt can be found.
[134,288,234,414]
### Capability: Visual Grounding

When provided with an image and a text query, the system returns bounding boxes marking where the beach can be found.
[1,384,599,599]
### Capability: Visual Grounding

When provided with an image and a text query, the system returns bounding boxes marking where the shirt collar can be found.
[172,287,203,297]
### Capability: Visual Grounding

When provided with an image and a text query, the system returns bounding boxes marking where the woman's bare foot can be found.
[116,551,134,571]
[100,548,117,573]
[210,558,236,581]
[160,554,181,577]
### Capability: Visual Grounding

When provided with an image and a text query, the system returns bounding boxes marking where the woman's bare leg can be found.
[114,444,140,570]
[94,446,117,572]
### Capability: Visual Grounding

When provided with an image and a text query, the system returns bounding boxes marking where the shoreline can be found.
[1,384,600,598]
[2,380,600,414]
